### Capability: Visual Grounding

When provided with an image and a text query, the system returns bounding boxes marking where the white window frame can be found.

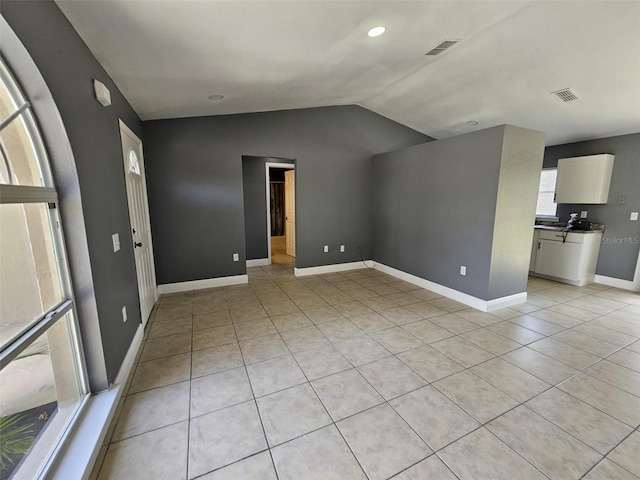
[535,167,559,220]
[0,58,90,480]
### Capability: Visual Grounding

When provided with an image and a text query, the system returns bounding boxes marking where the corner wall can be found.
[488,125,546,298]
[373,125,545,301]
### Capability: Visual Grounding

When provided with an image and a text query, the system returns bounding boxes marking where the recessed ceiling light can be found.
[208,95,224,101]
[368,26,386,38]
[466,120,478,126]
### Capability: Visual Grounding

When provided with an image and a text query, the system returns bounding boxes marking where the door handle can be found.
[134,242,143,248]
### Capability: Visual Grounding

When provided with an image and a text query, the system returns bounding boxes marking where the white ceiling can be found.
[55,0,640,145]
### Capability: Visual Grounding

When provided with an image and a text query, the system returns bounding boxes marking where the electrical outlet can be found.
[122,306,127,322]
[340,245,345,252]
[580,210,588,218]
[323,245,329,253]
[112,233,120,252]
[631,212,639,221]
[460,265,466,276]
[233,253,239,261]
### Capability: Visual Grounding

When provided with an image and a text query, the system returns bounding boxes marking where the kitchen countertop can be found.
[534,224,605,234]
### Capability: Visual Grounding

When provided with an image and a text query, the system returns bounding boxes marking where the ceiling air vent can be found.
[425,39,460,56]
[552,88,580,102]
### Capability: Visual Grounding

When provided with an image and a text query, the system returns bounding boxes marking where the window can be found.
[0,60,88,479]
[536,168,558,217]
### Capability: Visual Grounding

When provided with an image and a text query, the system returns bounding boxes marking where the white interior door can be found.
[120,120,157,325]
[285,169,296,257]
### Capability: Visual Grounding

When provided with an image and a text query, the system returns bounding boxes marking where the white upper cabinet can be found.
[555,154,614,204]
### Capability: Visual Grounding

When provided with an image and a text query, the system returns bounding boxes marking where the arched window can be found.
[0,59,89,479]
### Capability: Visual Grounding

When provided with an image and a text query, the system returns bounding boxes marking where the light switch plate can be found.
[580,211,588,218]
[233,253,239,261]
[112,233,120,252]
[323,245,329,253]
[460,265,467,276]
[340,245,345,252]
[631,212,639,221]
[122,306,127,322]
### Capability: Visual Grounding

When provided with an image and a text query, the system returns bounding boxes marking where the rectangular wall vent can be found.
[425,39,460,56]
[552,88,580,102]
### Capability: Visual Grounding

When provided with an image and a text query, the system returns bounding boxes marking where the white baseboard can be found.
[115,323,144,385]
[157,274,248,294]
[294,260,374,277]
[374,263,527,312]
[247,258,270,267]
[595,274,637,291]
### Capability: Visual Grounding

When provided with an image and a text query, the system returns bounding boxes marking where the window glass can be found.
[0,78,47,187]
[0,203,65,349]
[128,149,140,175]
[0,312,84,479]
[536,168,558,216]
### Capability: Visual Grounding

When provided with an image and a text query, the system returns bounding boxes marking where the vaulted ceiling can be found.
[55,0,640,145]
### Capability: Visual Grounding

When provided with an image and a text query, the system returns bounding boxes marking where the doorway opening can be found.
[266,162,295,266]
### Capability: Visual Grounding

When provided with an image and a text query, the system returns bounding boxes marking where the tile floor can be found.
[92,264,640,480]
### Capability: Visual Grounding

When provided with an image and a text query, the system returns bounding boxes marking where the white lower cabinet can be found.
[532,230,602,286]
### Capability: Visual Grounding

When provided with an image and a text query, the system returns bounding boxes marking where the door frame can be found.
[119,119,158,324]
[265,162,295,265]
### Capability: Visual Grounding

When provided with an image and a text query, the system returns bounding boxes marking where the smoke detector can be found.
[425,39,460,56]
[552,88,580,102]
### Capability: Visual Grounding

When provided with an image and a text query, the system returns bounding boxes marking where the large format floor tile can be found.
[311,368,384,421]
[99,422,189,480]
[271,425,366,480]
[112,381,190,441]
[434,371,518,423]
[256,383,332,447]
[390,385,480,450]
[337,404,431,480]
[525,388,632,455]
[94,267,640,480]
[487,406,602,479]
[197,452,277,480]
[438,427,547,480]
[188,401,267,478]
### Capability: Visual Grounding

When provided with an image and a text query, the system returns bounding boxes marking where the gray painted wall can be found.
[373,125,545,301]
[242,156,294,260]
[2,0,143,385]
[143,106,430,284]
[488,125,546,299]
[544,133,640,281]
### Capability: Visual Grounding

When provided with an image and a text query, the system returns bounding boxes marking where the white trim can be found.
[46,323,144,480]
[595,274,637,292]
[374,263,527,312]
[634,250,640,292]
[484,292,529,311]
[115,323,143,385]
[157,274,248,294]
[46,389,119,480]
[265,162,294,266]
[294,261,375,277]
[247,258,270,267]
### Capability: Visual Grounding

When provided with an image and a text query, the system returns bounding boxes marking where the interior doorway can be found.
[266,162,295,266]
